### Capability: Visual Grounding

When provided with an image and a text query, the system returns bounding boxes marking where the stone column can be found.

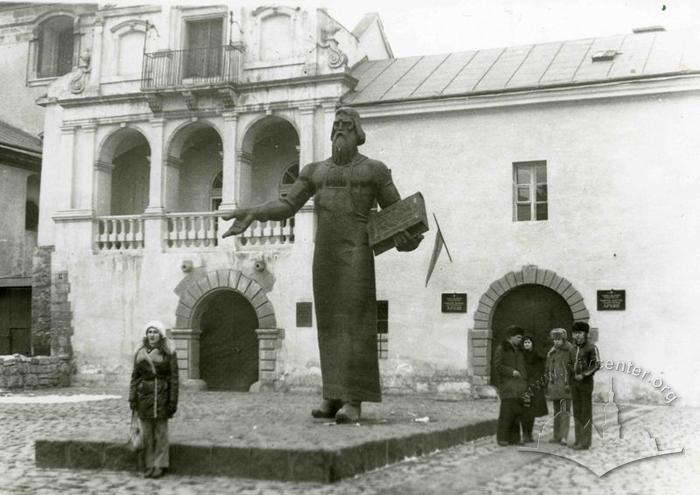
[298,104,315,165]
[75,122,97,212]
[321,102,337,159]
[145,117,165,215]
[144,118,165,251]
[59,125,77,210]
[170,328,206,389]
[163,154,182,212]
[93,160,114,216]
[219,111,239,211]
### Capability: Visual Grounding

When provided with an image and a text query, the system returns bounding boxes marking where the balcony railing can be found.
[94,215,145,251]
[238,219,295,246]
[165,212,219,249]
[141,45,242,90]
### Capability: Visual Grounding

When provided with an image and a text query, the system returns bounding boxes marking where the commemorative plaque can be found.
[367,192,429,255]
[442,293,467,313]
[597,290,626,311]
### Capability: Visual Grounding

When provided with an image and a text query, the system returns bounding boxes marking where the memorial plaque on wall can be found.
[597,290,626,311]
[442,293,467,313]
[296,302,313,327]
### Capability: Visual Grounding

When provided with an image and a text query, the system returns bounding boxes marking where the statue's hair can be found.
[332,107,366,145]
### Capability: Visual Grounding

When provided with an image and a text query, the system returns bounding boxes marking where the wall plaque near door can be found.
[442,293,467,313]
[597,290,626,311]
[296,302,313,327]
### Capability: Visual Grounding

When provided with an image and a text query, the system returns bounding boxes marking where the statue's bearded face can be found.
[332,114,358,165]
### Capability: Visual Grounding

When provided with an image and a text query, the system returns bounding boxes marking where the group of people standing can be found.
[494,321,600,450]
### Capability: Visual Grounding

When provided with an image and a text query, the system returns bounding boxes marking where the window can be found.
[296,302,313,327]
[210,171,222,211]
[513,161,547,221]
[184,18,224,78]
[25,201,39,231]
[279,162,298,199]
[36,16,75,78]
[377,300,388,360]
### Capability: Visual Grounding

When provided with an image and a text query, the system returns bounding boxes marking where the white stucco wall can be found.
[355,90,700,404]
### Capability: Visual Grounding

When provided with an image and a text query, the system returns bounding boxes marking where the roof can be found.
[0,120,42,154]
[343,28,700,105]
[352,12,394,59]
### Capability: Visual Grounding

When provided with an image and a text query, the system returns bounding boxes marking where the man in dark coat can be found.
[222,108,423,423]
[493,325,528,446]
[568,321,601,450]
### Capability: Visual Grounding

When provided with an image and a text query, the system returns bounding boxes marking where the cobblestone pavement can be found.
[0,388,697,494]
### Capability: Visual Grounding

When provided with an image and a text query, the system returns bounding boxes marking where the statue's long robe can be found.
[283,154,401,402]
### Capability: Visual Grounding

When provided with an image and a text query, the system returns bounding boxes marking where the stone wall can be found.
[0,354,71,389]
[31,246,53,355]
[51,270,73,356]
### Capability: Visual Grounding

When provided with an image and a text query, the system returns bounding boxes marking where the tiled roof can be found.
[344,28,700,105]
[0,120,42,154]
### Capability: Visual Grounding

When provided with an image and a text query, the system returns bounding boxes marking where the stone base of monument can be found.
[34,392,498,483]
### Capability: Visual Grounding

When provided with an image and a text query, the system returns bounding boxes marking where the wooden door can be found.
[490,284,573,384]
[0,288,31,355]
[185,18,223,78]
[199,290,259,391]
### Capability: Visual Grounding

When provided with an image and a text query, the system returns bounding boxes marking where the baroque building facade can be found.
[3,3,699,404]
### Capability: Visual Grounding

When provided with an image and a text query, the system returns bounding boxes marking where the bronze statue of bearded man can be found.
[223,107,422,423]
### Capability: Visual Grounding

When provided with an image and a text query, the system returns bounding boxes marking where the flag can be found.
[425,214,452,287]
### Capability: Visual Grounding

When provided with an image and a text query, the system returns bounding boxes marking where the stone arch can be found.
[171,269,281,389]
[469,265,590,384]
[97,125,151,164]
[164,120,223,212]
[165,119,224,159]
[174,269,276,329]
[240,113,301,153]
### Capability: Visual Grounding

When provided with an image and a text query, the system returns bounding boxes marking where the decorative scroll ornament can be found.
[317,20,347,69]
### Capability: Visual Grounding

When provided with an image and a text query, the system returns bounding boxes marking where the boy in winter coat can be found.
[546,328,572,445]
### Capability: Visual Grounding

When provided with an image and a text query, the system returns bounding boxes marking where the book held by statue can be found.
[367,192,429,255]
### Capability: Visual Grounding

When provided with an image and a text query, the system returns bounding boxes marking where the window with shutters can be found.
[184,18,224,78]
[29,15,76,82]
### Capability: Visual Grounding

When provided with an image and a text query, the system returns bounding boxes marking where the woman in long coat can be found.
[129,321,179,478]
[521,334,549,442]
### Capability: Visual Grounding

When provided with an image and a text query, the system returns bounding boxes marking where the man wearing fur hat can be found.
[222,107,423,423]
[493,325,528,446]
[569,321,601,450]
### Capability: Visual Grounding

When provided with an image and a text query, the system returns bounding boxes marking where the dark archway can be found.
[196,289,259,391]
[490,284,573,385]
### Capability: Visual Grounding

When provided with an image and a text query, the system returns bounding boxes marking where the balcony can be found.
[141,45,242,91]
[91,212,305,253]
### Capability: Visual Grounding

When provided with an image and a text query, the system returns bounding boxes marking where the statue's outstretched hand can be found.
[221,208,256,238]
[394,231,424,252]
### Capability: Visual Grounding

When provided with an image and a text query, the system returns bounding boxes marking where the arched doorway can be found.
[239,116,299,206]
[195,289,259,391]
[470,266,590,385]
[490,284,573,384]
[166,122,223,213]
[95,127,151,216]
